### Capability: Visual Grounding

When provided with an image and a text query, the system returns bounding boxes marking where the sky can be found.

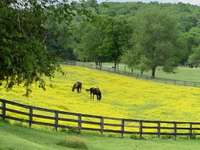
[98,0,200,5]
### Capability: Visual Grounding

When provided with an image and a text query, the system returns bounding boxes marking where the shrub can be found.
[161,135,174,139]
[60,127,68,132]
[190,132,197,139]
[57,136,88,150]
[13,121,23,127]
[130,134,140,139]
[68,127,80,134]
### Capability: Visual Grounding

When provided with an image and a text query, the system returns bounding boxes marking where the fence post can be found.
[139,121,143,138]
[174,122,177,140]
[121,119,125,138]
[29,107,33,128]
[157,122,161,138]
[2,100,6,120]
[100,117,104,135]
[78,114,82,133]
[174,80,176,85]
[189,123,193,139]
[54,111,58,131]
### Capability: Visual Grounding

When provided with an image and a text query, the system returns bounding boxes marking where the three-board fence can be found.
[1,99,200,139]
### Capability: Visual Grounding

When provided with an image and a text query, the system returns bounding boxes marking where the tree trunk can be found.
[140,70,144,76]
[99,61,102,70]
[114,61,117,72]
[131,68,133,73]
[151,66,156,78]
[95,61,98,69]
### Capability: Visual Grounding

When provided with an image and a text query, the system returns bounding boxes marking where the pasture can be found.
[1,121,200,150]
[1,65,200,122]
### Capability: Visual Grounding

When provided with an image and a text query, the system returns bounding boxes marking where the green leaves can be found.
[0,0,87,95]
[122,8,181,78]
[76,14,132,70]
[188,46,200,66]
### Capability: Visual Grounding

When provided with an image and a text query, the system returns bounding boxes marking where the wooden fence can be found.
[1,99,200,139]
[66,61,200,88]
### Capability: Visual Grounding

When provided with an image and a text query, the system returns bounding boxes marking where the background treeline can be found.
[51,1,200,78]
[2,0,200,93]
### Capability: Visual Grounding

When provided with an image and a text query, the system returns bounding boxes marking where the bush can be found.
[161,135,174,139]
[130,134,140,139]
[13,121,24,127]
[68,127,80,134]
[60,127,68,132]
[190,132,197,139]
[57,136,88,150]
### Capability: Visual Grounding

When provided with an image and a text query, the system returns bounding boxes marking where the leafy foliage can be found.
[76,14,132,69]
[2,0,200,90]
[0,0,90,95]
[74,2,200,77]
[123,8,181,77]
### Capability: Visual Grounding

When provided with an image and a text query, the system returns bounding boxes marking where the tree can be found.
[122,48,149,75]
[45,6,77,61]
[84,0,99,14]
[187,27,200,67]
[0,0,87,95]
[104,16,132,71]
[188,46,200,67]
[76,15,132,70]
[123,8,182,78]
[75,15,111,69]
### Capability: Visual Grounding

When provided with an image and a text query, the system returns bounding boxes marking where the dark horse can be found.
[86,87,102,101]
[72,81,82,93]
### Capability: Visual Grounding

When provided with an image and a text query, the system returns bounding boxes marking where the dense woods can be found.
[73,1,200,77]
[2,0,200,90]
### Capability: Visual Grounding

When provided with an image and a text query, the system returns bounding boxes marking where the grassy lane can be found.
[97,62,200,82]
[1,121,200,150]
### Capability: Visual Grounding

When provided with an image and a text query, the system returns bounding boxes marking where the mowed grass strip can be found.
[1,121,200,150]
[101,62,200,82]
[1,65,200,122]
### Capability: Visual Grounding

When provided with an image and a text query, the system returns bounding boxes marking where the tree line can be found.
[1,0,200,93]
[71,1,200,78]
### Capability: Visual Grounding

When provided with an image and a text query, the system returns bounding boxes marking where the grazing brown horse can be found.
[72,81,82,93]
[86,87,102,101]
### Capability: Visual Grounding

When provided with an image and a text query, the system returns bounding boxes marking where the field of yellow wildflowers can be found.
[2,65,200,122]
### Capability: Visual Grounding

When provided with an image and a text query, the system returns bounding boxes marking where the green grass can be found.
[0,120,200,150]
[132,67,200,82]
[83,62,200,82]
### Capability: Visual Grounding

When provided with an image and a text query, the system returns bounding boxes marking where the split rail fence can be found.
[1,99,200,139]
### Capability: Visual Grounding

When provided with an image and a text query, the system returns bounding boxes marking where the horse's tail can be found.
[85,89,90,92]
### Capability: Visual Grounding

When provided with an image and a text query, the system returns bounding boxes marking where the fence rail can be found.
[1,99,200,139]
[66,61,200,88]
